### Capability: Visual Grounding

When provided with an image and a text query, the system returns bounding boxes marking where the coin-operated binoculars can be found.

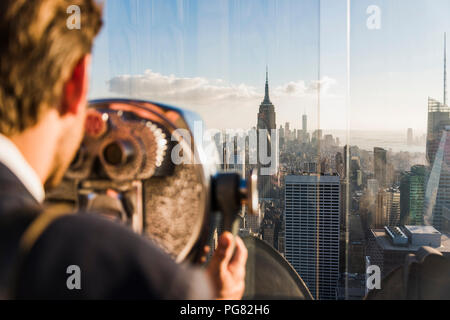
[47,99,257,261]
[47,99,312,299]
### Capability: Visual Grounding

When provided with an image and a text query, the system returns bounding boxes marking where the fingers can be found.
[229,236,248,270]
[214,233,247,277]
[228,236,247,283]
[205,233,248,300]
[216,232,234,272]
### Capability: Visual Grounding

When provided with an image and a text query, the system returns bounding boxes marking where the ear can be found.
[61,55,91,116]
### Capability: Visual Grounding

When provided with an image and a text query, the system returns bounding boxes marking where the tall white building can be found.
[302,114,307,133]
[285,175,341,300]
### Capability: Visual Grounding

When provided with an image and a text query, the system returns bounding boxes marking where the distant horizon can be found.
[89,0,450,133]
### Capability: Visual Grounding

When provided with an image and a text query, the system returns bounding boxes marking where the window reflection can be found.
[89,0,450,300]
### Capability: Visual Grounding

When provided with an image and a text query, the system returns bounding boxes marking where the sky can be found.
[89,0,450,135]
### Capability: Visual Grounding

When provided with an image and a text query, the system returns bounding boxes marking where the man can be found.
[0,0,247,299]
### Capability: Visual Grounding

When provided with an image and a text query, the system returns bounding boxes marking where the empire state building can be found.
[257,68,276,135]
[257,68,277,199]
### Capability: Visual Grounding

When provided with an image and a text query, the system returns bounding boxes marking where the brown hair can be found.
[0,0,102,136]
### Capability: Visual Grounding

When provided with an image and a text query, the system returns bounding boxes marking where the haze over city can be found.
[90,0,450,136]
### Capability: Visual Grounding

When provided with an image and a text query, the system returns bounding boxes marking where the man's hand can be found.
[206,232,248,300]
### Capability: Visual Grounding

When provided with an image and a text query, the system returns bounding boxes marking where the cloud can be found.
[108,69,337,102]
[107,70,339,129]
[274,76,338,97]
[108,70,260,105]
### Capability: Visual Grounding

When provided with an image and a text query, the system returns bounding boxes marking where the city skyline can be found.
[86,0,450,301]
[89,0,450,133]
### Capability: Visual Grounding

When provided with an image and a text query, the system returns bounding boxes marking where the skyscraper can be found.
[400,165,426,225]
[426,34,450,166]
[374,190,386,228]
[424,126,450,230]
[257,67,276,136]
[374,147,387,187]
[368,179,379,196]
[407,128,413,146]
[285,175,341,300]
[375,188,401,228]
[279,125,285,139]
[221,134,246,176]
[426,97,450,165]
[285,122,290,141]
[257,67,277,199]
[335,152,344,177]
[279,125,285,150]
[388,188,401,226]
[302,114,307,133]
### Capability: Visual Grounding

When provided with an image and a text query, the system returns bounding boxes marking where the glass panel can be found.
[349,0,450,300]
[88,0,450,300]
[89,0,322,299]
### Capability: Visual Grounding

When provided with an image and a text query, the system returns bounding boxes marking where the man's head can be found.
[0,0,102,187]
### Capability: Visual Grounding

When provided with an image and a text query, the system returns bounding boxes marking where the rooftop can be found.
[371,229,450,254]
[404,225,441,235]
[286,174,340,184]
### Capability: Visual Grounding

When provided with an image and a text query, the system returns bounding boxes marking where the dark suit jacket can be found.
[0,162,211,299]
